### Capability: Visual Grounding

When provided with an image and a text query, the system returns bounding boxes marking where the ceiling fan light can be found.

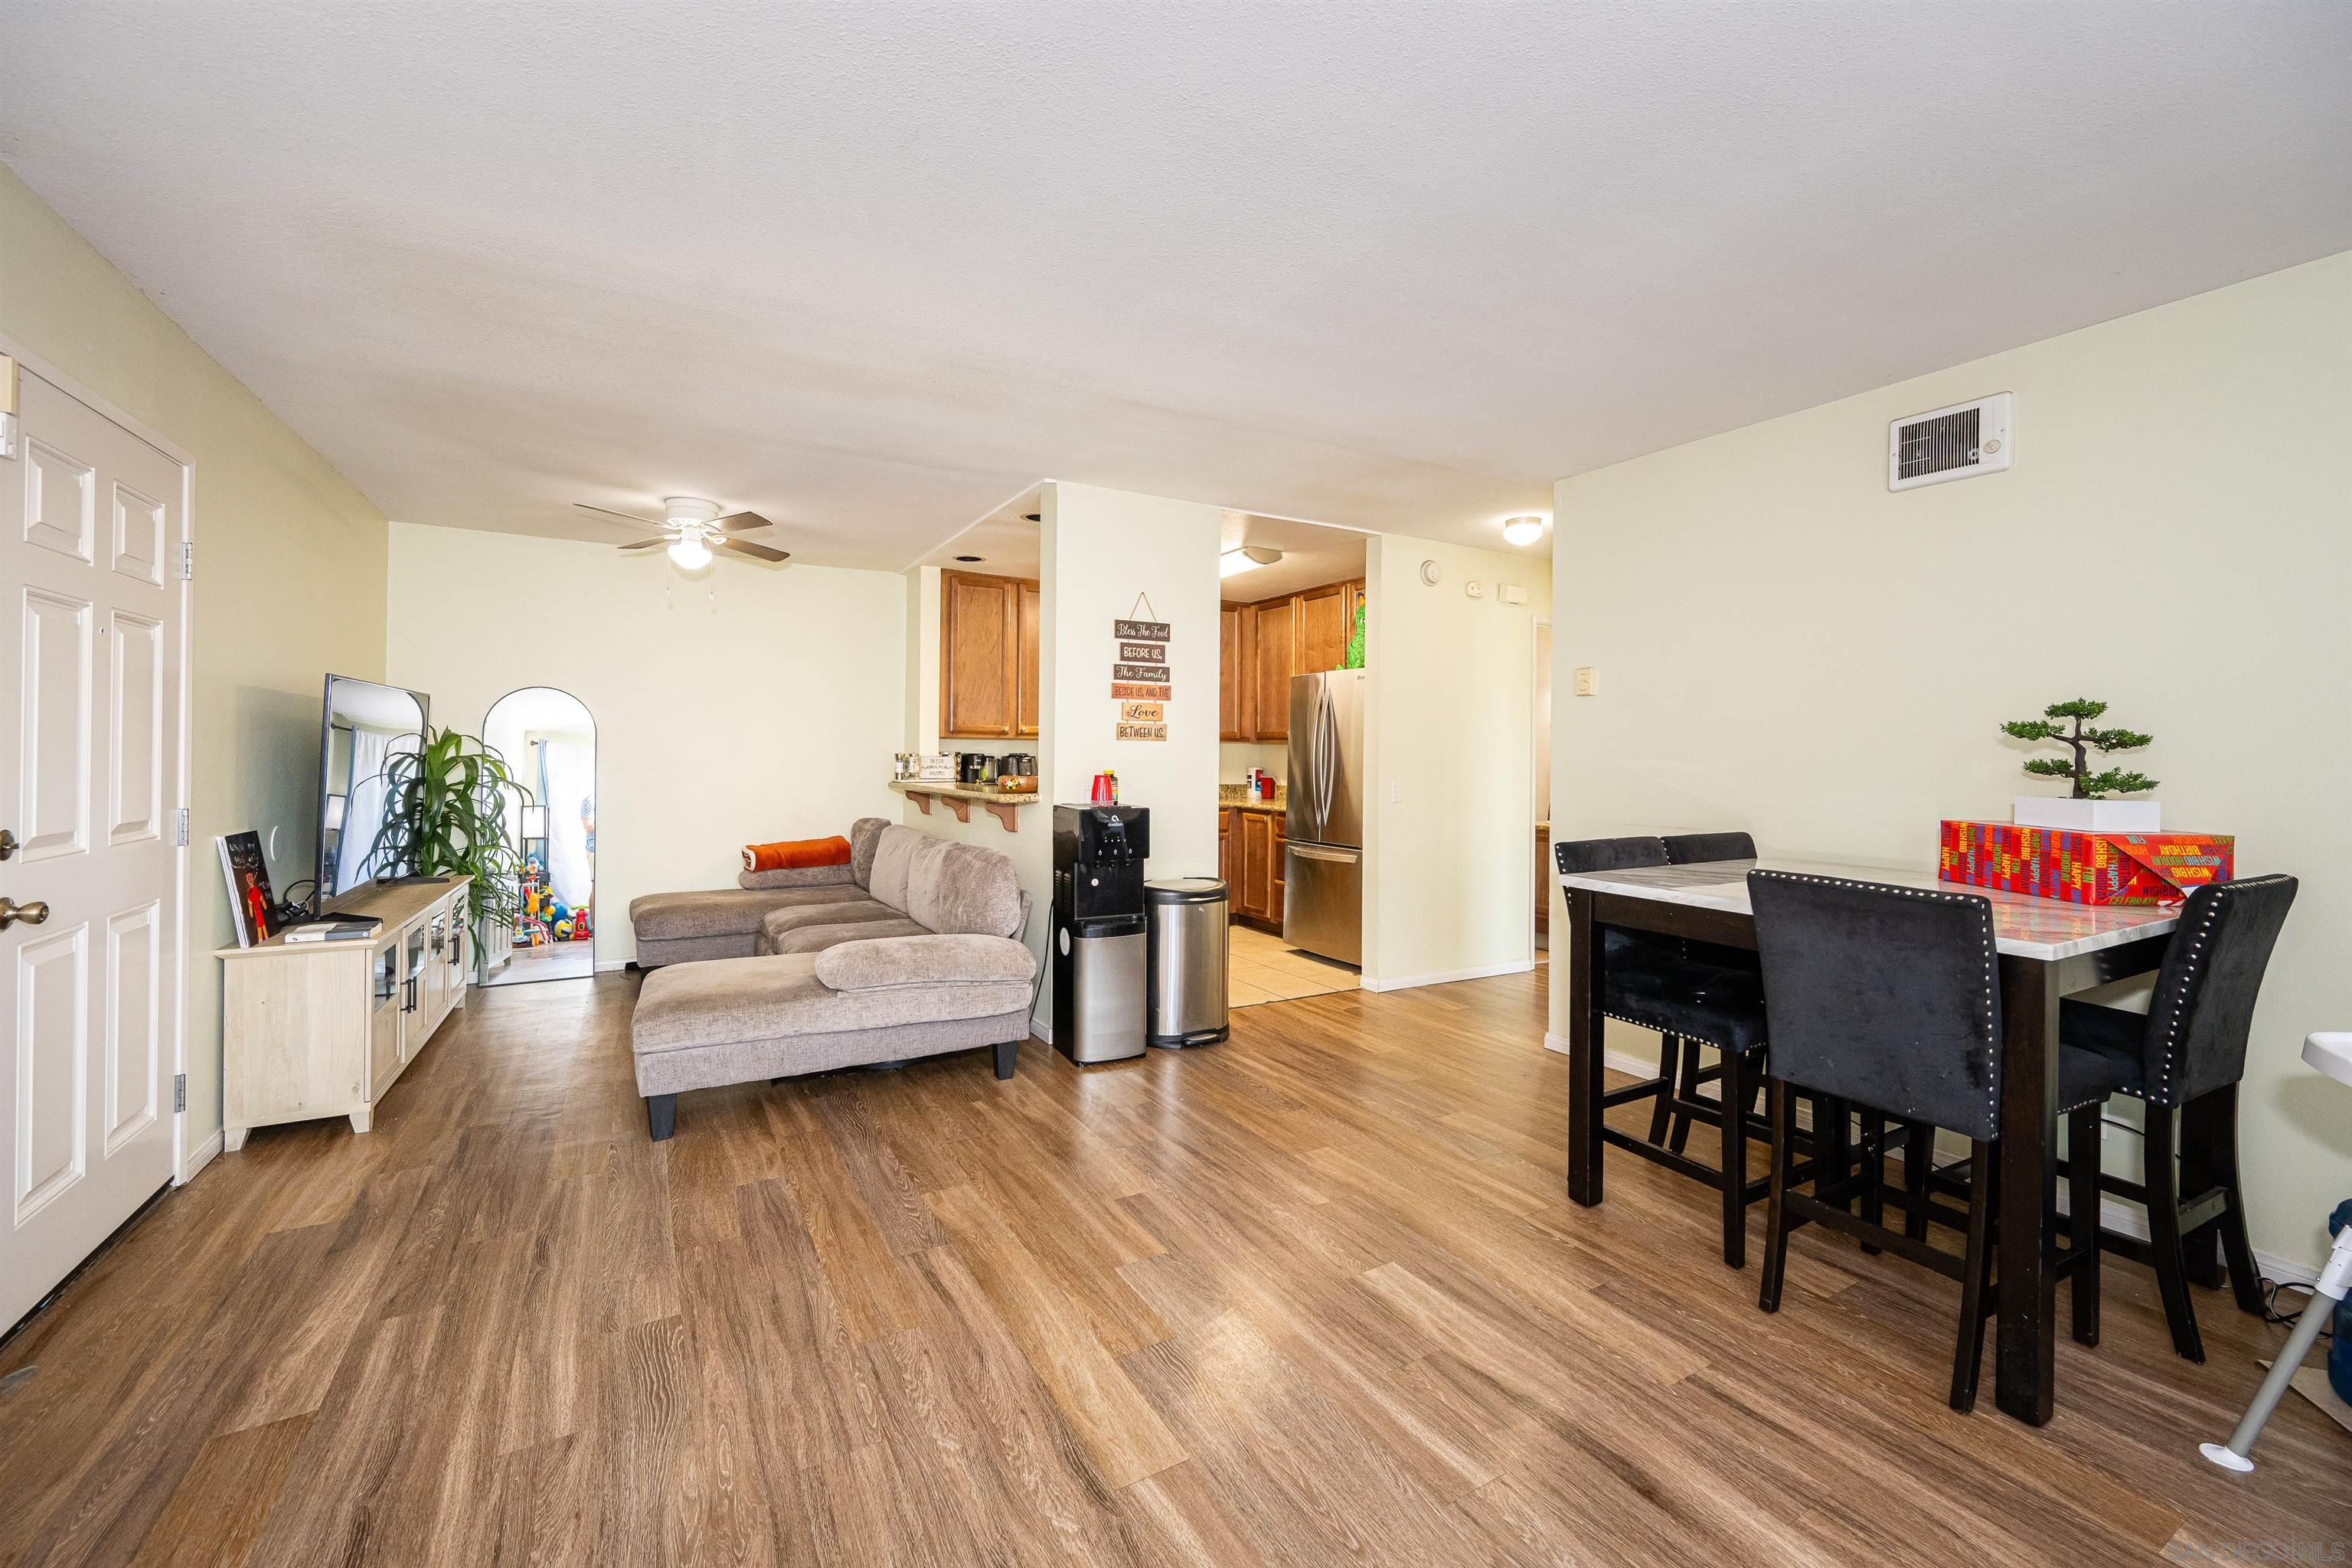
[1501,516,1547,547]
[668,535,712,570]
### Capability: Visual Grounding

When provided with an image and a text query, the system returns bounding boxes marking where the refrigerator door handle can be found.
[1289,844,1359,864]
[1316,688,1336,835]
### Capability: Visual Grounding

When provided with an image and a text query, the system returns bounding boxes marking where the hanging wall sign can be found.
[1112,597,1171,741]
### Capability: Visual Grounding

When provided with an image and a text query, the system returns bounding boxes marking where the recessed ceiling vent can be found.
[1889,392,2012,491]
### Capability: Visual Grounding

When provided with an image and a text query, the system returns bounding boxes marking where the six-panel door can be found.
[0,367,184,1331]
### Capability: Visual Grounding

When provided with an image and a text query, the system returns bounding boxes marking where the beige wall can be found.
[387,524,905,966]
[1548,250,2352,1271]
[0,166,389,1157]
[1363,534,1550,989]
[1040,482,1223,880]
[1218,740,1285,786]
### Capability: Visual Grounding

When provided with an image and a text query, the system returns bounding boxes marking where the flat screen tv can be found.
[316,675,430,903]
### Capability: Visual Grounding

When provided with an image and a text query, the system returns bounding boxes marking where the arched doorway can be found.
[479,687,596,985]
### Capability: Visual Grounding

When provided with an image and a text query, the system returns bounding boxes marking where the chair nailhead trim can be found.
[1597,1008,1763,1053]
[2149,876,2291,1107]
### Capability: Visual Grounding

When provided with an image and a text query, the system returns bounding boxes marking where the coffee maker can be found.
[1051,804,1151,1063]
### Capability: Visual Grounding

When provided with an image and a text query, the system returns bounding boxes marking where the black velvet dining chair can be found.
[1661,831,1756,865]
[1651,831,1762,1153]
[1554,835,1775,1266]
[1749,870,2125,1411]
[2060,874,2298,1362]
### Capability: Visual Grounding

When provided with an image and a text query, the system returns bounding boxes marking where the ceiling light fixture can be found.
[1501,515,1547,547]
[1219,545,1283,579]
[668,534,712,570]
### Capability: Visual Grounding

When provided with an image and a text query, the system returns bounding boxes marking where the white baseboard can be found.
[177,1127,222,1186]
[1544,1034,2328,1285]
[595,959,631,973]
[1362,959,1532,994]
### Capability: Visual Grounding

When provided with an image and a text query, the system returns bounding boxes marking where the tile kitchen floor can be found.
[1228,920,1358,1008]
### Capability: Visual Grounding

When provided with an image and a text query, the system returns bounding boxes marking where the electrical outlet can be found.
[1573,666,1598,697]
[1390,781,1403,803]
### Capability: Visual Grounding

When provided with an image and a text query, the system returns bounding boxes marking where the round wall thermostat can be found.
[1418,559,1442,586]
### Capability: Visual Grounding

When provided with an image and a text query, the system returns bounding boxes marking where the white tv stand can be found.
[217,875,472,1148]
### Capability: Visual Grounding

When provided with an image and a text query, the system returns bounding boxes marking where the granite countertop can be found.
[889,779,1040,804]
[1219,786,1286,814]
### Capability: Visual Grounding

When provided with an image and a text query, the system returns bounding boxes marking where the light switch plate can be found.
[1390,781,1403,802]
[1573,666,1598,697]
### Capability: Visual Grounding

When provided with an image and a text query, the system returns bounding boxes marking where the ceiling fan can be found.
[573,495,790,570]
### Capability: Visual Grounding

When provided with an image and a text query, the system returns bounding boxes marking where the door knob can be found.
[0,898,50,929]
[0,828,17,861]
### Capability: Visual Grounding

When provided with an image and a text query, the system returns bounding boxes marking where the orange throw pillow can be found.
[743,835,853,874]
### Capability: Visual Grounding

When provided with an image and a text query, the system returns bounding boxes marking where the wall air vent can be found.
[1889,392,2011,492]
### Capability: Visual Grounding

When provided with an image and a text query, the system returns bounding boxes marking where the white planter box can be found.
[2012,795,2161,833]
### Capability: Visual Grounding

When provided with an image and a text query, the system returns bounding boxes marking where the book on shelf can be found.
[217,831,276,947]
[281,916,384,944]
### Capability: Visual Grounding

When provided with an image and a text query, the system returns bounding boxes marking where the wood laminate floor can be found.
[2,970,2346,1566]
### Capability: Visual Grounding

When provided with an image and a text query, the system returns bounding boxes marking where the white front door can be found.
[0,366,184,1331]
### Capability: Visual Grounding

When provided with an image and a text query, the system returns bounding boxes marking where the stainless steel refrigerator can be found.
[1284,668,1365,965]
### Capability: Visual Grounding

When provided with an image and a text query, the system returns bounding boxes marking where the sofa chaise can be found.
[626,818,1036,1138]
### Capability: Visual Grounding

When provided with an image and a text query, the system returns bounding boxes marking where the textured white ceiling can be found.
[5,2,2348,570]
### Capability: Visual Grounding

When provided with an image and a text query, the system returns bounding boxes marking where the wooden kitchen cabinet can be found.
[1220,577,1367,740]
[1272,816,1287,919]
[1295,580,1351,674]
[941,568,1040,739]
[1015,579,1041,737]
[1250,598,1295,741]
[1237,810,1277,920]
[1220,604,1250,741]
[1222,806,1288,929]
[1536,825,1550,937]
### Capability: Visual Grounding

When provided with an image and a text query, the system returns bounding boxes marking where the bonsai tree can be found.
[2001,698,2157,799]
[363,725,531,949]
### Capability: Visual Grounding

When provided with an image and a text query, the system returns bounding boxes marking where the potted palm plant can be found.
[364,725,531,983]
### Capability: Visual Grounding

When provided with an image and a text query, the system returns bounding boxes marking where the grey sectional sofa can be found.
[626,818,1036,1139]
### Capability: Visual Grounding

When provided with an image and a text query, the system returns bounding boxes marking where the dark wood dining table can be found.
[1556,855,2180,1425]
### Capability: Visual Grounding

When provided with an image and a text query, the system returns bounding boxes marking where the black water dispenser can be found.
[1051,804,1151,1063]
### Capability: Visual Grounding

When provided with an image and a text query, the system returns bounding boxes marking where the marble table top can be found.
[1556,856,2181,962]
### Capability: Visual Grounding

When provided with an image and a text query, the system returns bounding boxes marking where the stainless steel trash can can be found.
[1145,877,1230,1048]
[1057,915,1147,1063]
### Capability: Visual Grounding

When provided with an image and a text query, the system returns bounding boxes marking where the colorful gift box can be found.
[1939,820,2233,906]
